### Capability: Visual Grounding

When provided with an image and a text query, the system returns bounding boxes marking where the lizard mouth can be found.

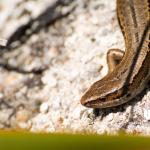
[84,97,122,108]
[83,97,107,108]
[83,90,132,108]
[82,88,131,108]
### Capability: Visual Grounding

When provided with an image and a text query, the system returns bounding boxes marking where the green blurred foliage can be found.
[0,132,150,150]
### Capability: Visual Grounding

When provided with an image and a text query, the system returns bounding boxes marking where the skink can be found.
[81,0,150,108]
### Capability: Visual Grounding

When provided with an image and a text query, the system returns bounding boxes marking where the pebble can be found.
[40,102,49,113]
[16,109,31,123]
[144,109,150,121]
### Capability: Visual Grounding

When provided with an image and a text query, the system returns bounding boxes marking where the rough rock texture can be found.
[0,0,149,135]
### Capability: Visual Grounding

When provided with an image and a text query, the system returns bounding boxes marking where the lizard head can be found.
[80,75,128,108]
